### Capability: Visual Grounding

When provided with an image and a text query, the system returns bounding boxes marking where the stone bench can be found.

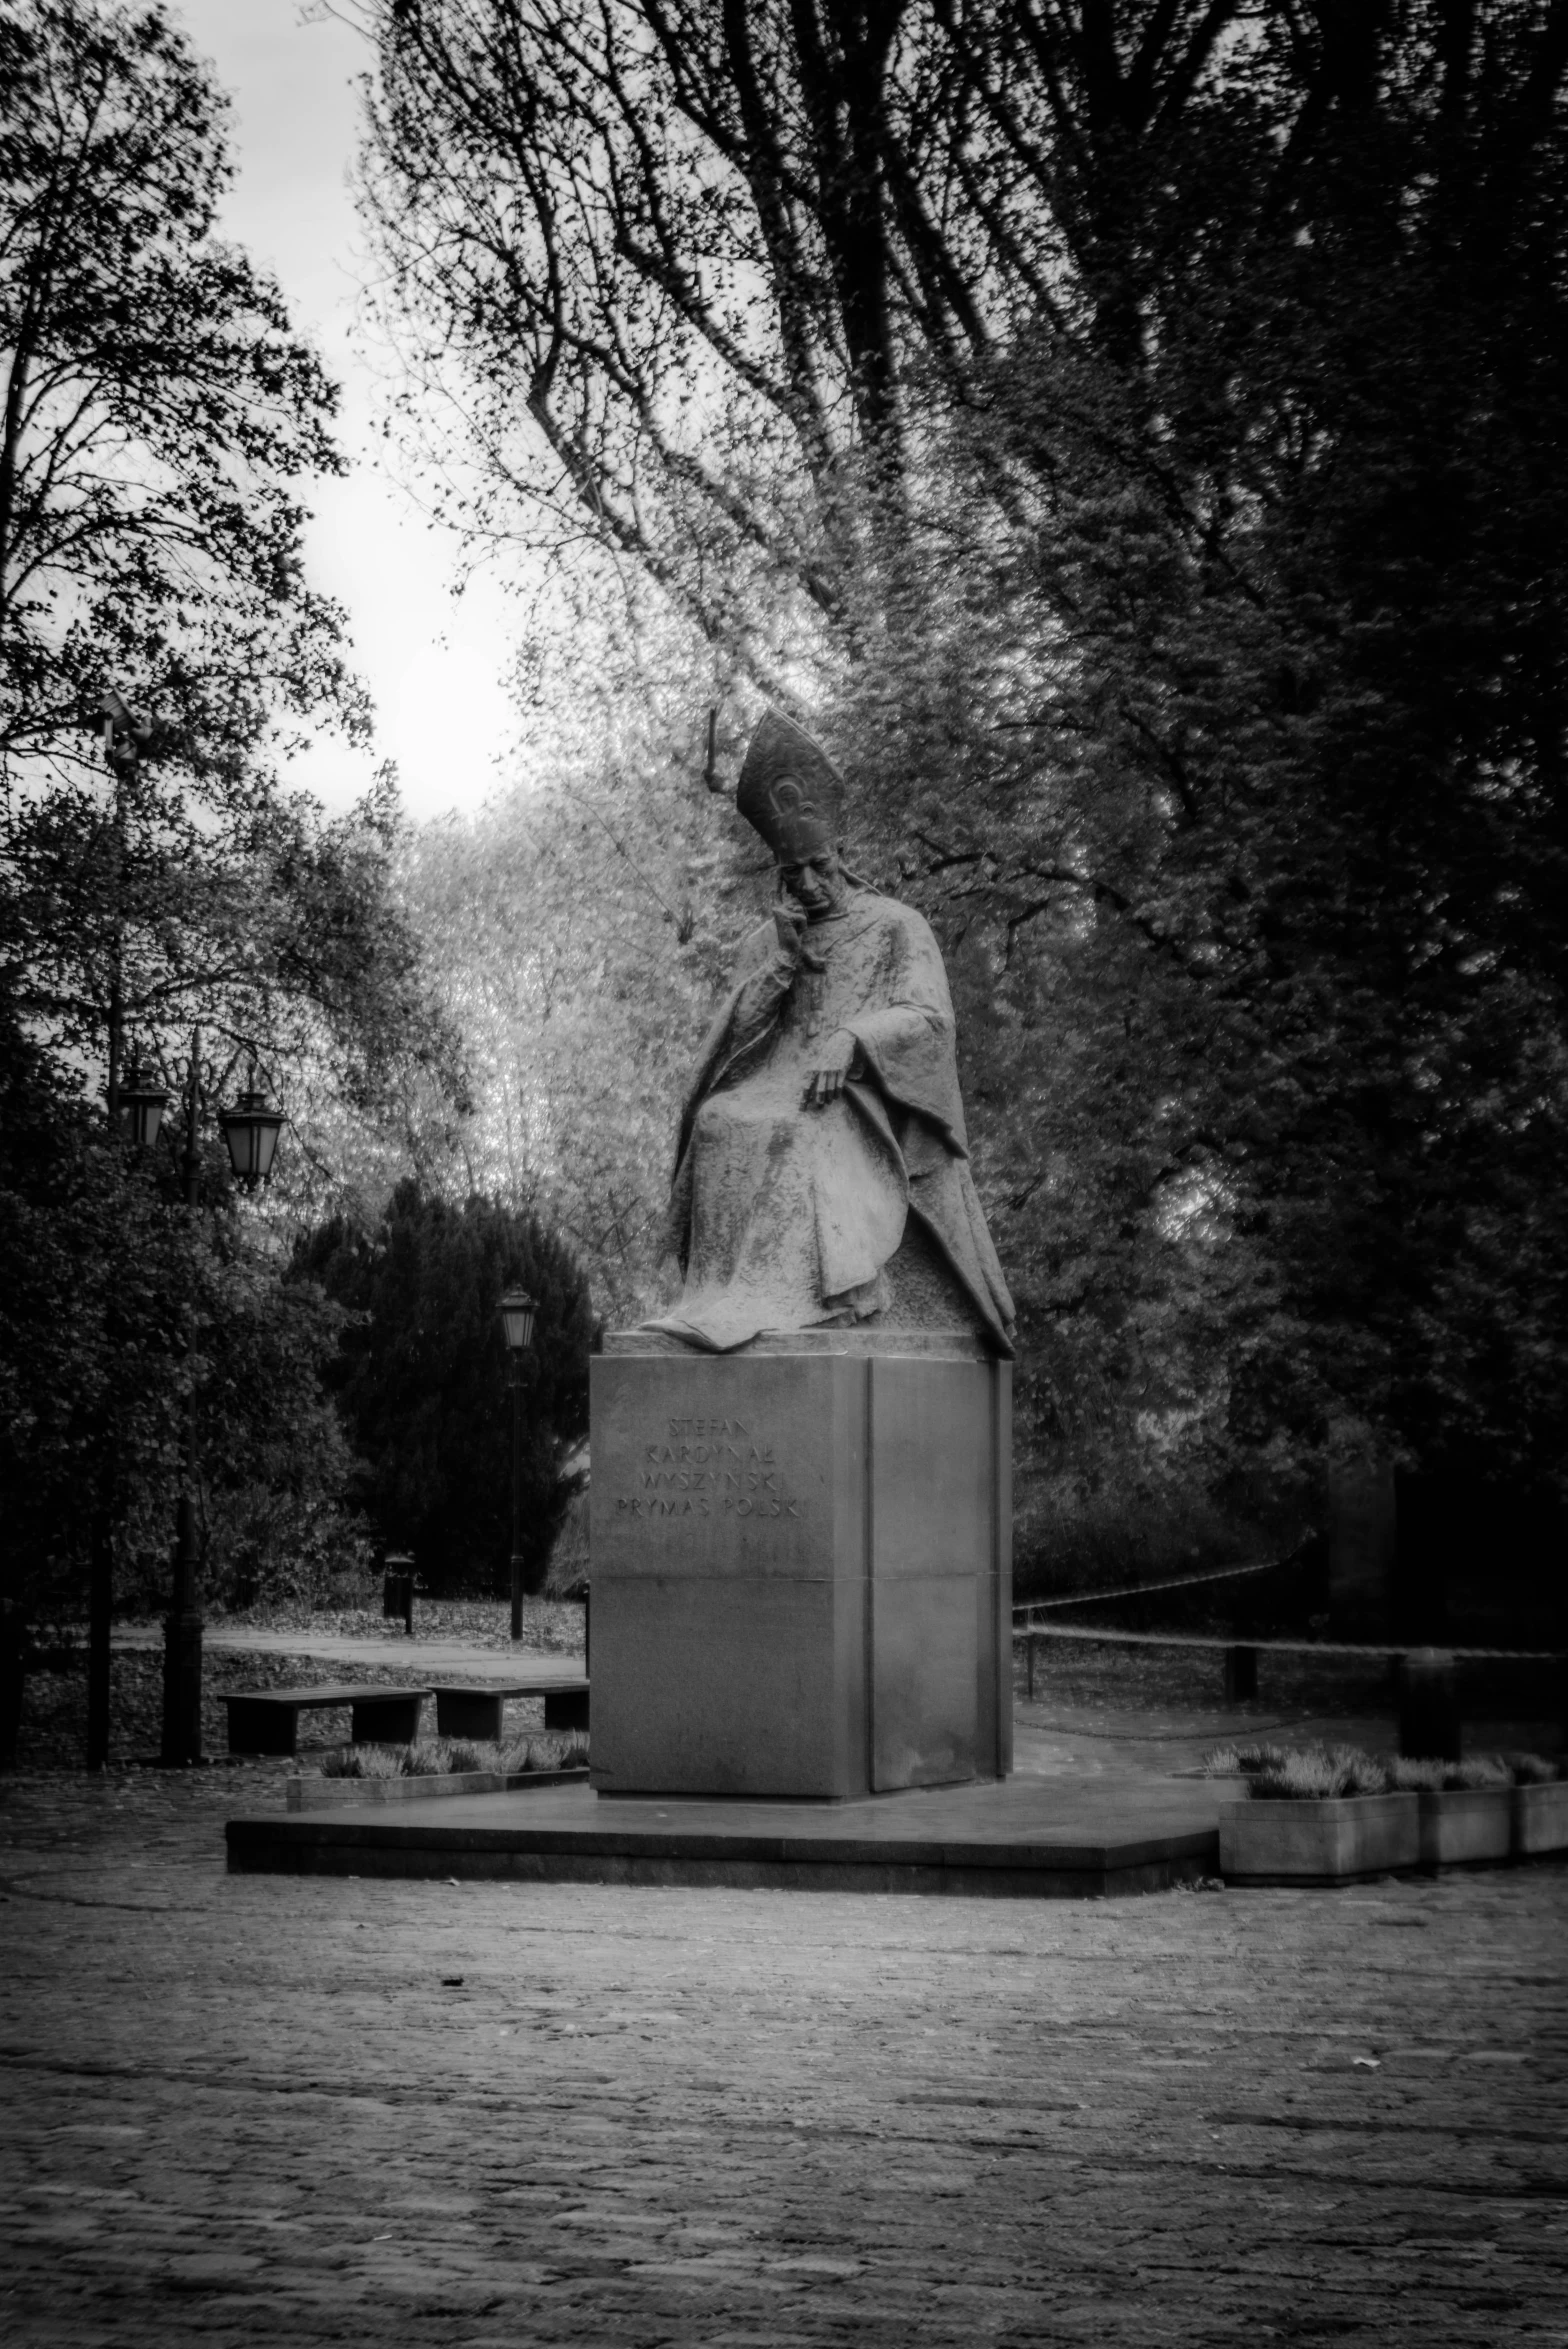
[224,1684,430,1757]
[432,1680,590,1742]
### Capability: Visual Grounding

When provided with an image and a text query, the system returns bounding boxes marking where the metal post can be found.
[161,1030,204,1766]
[86,1513,113,1771]
[509,1352,525,1642]
[88,737,126,1773]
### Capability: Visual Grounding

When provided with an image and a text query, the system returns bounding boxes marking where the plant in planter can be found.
[1392,1754,1514,1867]
[1506,1753,1568,1857]
[1248,1747,1390,1800]
[1201,1742,1292,1780]
[291,1732,592,1810]
[320,1744,403,1780]
[1216,1744,1420,1885]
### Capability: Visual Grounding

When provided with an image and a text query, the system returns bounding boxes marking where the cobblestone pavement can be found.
[2,1763,1566,2347]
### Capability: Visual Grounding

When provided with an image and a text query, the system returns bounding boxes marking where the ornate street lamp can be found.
[499,1288,537,1354]
[498,1288,536,1641]
[218,1085,286,1190]
[118,1063,171,1150]
[84,685,161,1773]
[123,1033,288,1765]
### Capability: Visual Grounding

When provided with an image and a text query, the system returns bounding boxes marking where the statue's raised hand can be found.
[773,903,807,961]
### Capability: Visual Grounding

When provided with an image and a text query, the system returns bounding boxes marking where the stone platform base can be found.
[226,1774,1221,1898]
[589,1330,1012,1800]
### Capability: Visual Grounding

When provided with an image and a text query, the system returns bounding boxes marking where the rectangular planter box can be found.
[1417,1787,1513,1868]
[1220,1791,1419,1884]
[1513,1778,1568,1857]
[286,1767,588,1812]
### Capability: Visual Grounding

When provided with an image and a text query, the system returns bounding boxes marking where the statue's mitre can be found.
[735,711,844,862]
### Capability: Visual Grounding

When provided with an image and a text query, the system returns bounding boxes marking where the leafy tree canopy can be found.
[832,0,1568,1499]
[1,0,460,1129]
[0,1,462,1639]
[359,0,1568,1560]
[1,0,354,765]
[0,1003,363,1618]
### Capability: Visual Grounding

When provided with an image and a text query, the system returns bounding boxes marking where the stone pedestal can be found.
[588,1330,1012,1799]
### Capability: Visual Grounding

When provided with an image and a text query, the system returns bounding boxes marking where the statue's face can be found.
[779,849,847,922]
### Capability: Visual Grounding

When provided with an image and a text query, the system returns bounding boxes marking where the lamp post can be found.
[86,691,154,1773]
[498,1288,537,1642]
[117,1032,286,1765]
[86,1049,172,1773]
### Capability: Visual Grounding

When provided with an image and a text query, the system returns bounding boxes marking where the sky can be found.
[172,0,518,822]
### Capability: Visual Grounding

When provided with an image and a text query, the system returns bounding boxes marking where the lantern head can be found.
[498,1288,537,1353]
[218,1088,285,1189]
[119,1066,170,1149]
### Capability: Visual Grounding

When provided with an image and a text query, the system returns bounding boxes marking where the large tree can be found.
[294,1180,594,1591]
[361,2,1568,1572]
[0,3,461,1736]
[835,1,1568,1515]
[393,593,761,1323]
[0,0,458,1124]
[0,0,355,769]
[0,1007,366,1635]
[353,1,1383,647]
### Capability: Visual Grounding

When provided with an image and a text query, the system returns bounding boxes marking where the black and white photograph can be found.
[2,2,1565,2341]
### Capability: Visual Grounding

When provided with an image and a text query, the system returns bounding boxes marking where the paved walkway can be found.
[109,1624,587,1683]
[3,1760,1565,2345]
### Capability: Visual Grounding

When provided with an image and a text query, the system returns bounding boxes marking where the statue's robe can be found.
[649,889,1015,1354]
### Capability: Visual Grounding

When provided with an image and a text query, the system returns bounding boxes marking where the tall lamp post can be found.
[86,1053,169,1772]
[498,1289,537,1642]
[120,1036,285,1765]
[86,690,154,1772]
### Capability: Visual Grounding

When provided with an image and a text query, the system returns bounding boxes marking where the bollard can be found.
[1398,1646,1461,1760]
[383,1554,415,1637]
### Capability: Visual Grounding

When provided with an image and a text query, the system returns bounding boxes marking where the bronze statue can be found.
[649,712,1014,1355]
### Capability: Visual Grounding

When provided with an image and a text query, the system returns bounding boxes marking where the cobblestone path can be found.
[2,1766,1565,2346]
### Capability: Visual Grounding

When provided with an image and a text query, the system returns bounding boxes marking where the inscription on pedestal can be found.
[614,1417,797,1522]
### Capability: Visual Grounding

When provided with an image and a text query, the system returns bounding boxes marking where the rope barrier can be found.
[1013,1559,1280,1616]
[1010,1622,1565,1663]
